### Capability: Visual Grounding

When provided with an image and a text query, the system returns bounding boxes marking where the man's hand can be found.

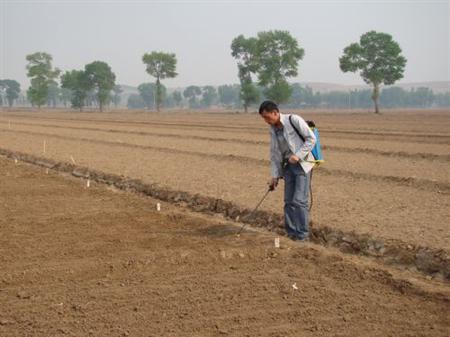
[268,177,279,191]
[288,154,300,164]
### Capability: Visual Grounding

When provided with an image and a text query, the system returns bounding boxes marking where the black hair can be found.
[258,100,279,114]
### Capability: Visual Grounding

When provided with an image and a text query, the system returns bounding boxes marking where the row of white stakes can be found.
[8,120,160,215]
[10,134,281,248]
[16,156,281,247]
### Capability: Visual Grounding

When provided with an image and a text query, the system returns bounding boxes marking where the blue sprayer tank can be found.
[311,127,324,165]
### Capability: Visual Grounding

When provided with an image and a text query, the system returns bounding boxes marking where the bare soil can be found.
[1,157,449,337]
[0,110,449,252]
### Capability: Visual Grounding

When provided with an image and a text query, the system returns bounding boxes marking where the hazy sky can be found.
[1,0,449,89]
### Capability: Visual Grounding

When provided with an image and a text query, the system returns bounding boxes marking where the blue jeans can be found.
[283,162,310,240]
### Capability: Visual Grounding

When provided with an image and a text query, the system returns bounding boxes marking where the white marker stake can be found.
[156,203,161,211]
[46,168,49,174]
[43,140,46,154]
[274,237,280,248]
[14,158,18,164]
[86,179,90,188]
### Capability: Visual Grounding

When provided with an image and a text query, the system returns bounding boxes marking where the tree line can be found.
[14,51,176,112]
[285,85,450,109]
[126,84,240,110]
[1,29,449,112]
[125,83,450,110]
[3,76,449,111]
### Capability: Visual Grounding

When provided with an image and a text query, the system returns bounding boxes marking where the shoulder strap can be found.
[289,115,305,143]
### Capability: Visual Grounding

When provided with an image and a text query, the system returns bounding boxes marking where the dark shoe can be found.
[288,235,309,242]
[297,233,310,242]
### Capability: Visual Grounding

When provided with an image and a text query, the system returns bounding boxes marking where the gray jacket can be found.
[270,113,317,177]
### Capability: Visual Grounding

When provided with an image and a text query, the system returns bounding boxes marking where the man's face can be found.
[260,109,279,125]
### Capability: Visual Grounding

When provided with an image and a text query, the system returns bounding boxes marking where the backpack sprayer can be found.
[289,116,324,211]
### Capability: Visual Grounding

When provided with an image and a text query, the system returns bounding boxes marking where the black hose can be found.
[236,188,271,235]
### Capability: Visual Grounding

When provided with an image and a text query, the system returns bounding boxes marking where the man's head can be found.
[259,100,280,125]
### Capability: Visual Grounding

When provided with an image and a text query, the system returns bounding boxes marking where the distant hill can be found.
[386,81,450,93]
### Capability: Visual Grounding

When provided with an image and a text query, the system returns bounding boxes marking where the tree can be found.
[231,35,260,112]
[435,92,450,107]
[201,86,218,108]
[138,83,156,109]
[218,84,240,108]
[263,79,292,104]
[84,61,116,112]
[61,70,91,111]
[287,83,303,108]
[112,85,123,107]
[164,93,175,108]
[239,78,260,112]
[47,80,60,108]
[350,89,373,108]
[254,30,304,104]
[127,94,145,109]
[158,84,168,107]
[183,85,202,109]
[172,91,183,107]
[60,87,72,107]
[409,87,434,108]
[85,88,98,107]
[380,86,407,108]
[339,31,407,114]
[142,51,177,111]
[0,82,5,106]
[0,79,21,107]
[26,52,60,108]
